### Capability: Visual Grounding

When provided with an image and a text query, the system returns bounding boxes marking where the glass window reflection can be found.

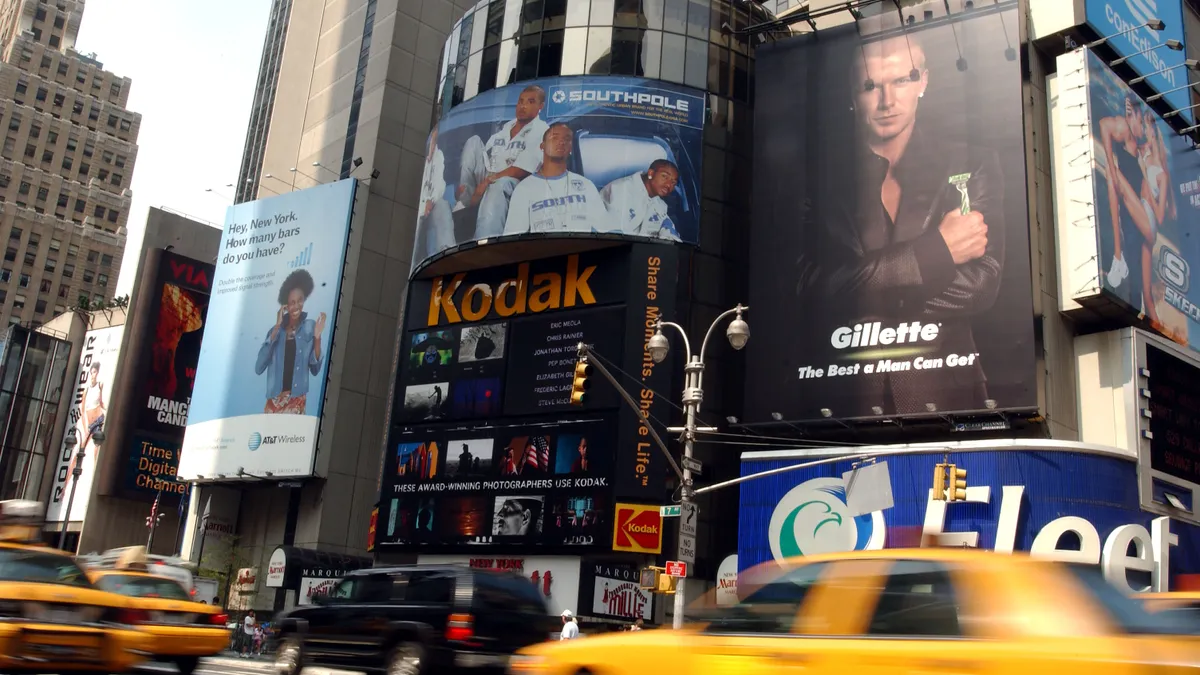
[614,0,642,28]
[590,0,615,25]
[660,31,685,83]
[543,0,567,30]
[561,26,588,74]
[485,0,506,47]
[516,32,542,80]
[686,0,708,39]
[663,0,687,33]
[611,28,644,76]
[642,0,664,30]
[480,44,501,93]
[684,35,706,88]
[521,0,543,34]
[641,28,662,79]
[498,38,518,87]
[502,0,523,41]
[539,29,565,76]
[470,5,490,53]
[585,25,613,74]
[465,52,484,100]
[565,0,590,26]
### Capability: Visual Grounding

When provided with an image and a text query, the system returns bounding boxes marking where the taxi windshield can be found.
[1066,564,1200,635]
[0,547,92,587]
[94,574,191,600]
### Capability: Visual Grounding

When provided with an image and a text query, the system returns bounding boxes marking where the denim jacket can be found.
[255,312,323,399]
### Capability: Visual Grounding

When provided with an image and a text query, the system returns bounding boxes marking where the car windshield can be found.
[0,547,92,587]
[94,574,191,600]
[1065,564,1200,635]
[1154,604,1200,633]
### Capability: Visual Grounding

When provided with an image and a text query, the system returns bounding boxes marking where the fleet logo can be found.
[767,477,885,562]
[1156,246,1200,322]
[612,503,662,554]
[247,432,262,451]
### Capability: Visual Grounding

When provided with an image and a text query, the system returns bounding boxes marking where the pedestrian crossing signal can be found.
[570,360,592,405]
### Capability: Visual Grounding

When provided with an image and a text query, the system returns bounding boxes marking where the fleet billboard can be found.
[377,245,677,553]
[412,76,704,272]
[737,445,1199,593]
[1056,49,1200,350]
[1084,0,1191,123]
[180,179,357,479]
[46,325,124,522]
[122,251,214,499]
[744,2,1035,422]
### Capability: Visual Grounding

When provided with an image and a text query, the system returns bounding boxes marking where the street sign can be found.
[680,502,698,538]
[682,456,703,475]
[660,505,682,518]
[679,533,696,565]
[665,561,688,577]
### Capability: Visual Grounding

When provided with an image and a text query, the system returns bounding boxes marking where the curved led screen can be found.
[412,76,705,274]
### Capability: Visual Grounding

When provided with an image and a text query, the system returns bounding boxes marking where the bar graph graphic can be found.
[288,243,313,269]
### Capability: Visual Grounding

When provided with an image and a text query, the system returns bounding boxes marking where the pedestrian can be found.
[631,619,644,631]
[241,610,256,657]
[559,610,579,640]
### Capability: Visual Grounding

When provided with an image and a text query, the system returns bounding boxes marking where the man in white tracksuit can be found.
[417,126,454,260]
[457,85,550,238]
[599,159,682,241]
[503,123,614,235]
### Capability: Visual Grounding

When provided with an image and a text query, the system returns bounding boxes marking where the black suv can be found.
[272,565,558,675]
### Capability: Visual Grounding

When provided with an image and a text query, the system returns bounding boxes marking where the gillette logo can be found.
[565,88,690,113]
[831,321,941,349]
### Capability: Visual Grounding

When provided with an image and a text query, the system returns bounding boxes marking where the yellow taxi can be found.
[1138,591,1200,632]
[81,546,230,675]
[510,548,1200,675]
[0,499,150,673]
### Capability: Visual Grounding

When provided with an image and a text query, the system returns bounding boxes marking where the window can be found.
[119,118,131,132]
[109,83,120,98]
[60,156,71,171]
[101,150,113,163]
[57,284,67,298]
[28,124,40,139]
[73,199,84,213]
[3,248,14,262]
[71,101,82,116]
[34,299,46,314]
[106,114,117,128]
[35,87,46,102]
[7,115,19,132]
[57,61,67,76]
[40,150,51,163]
[48,35,59,48]
[53,16,63,29]
[473,572,547,614]
[96,169,108,181]
[866,560,962,637]
[52,92,63,107]
[87,107,98,122]
[18,273,28,287]
[82,269,93,283]
[43,259,55,273]
[49,239,60,251]
[54,304,64,314]
[2,138,13,155]
[38,55,49,71]
[0,175,9,189]
[47,130,57,144]
[114,155,126,168]
[78,163,88,177]
[100,254,113,267]
[66,244,77,257]
[95,574,189,600]
[105,209,118,223]
[8,228,19,241]
[0,269,9,283]
[66,136,76,152]
[61,262,72,278]
[23,144,35,158]
[82,143,92,157]
[109,173,121,186]
[22,252,34,266]
[86,251,97,264]
[91,293,102,303]
[38,279,49,293]
[92,205,104,218]
[96,273,107,286]
[18,182,29,196]
[13,294,25,310]
[75,73,85,86]
[704,562,830,635]
[35,187,47,201]
[34,7,46,20]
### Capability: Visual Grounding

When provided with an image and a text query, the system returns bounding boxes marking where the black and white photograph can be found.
[445,438,494,478]
[402,382,450,421]
[458,323,507,363]
[492,495,545,539]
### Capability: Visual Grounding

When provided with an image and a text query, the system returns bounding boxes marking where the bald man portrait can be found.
[793,31,1005,416]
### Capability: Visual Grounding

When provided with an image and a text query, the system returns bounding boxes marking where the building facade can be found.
[0,0,136,328]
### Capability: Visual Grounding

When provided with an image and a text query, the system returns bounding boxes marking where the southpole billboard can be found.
[744,1,1035,423]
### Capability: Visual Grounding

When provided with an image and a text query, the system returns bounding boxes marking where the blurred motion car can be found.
[1138,592,1200,633]
[78,545,230,675]
[508,548,1200,675]
[0,499,150,673]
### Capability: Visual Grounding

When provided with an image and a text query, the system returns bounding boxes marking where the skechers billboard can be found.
[179,179,357,478]
[412,76,704,272]
[745,1,1036,423]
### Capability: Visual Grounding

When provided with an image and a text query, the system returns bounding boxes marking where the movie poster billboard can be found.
[744,1,1036,423]
[122,251,214,498]
[180,179,357,479]
[412,76,704,272]
[46,325,124,522]
[1081,49,1200,351]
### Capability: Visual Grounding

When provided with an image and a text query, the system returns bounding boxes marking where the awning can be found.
[264,545,372,589]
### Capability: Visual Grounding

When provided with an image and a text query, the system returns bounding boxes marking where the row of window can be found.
[0,174,123,224]
[0,250,108,284]
[0,288,96,317]
[4,112,130,167]
[0,268,107,294]
[6,228,114,265]
[13,78,135,138]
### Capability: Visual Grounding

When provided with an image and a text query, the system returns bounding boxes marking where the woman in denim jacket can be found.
[255,269,327,414]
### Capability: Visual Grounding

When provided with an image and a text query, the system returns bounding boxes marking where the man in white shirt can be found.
[457,85,550,239]
[416,126,454,261]
[560,609,580,640]
[503,123,613,236]
[599,159,681,241]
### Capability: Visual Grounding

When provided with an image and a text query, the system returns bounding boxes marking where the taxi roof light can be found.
[0,499,45,543]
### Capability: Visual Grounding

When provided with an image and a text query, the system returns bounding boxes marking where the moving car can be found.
[0,499,150,673]
[1138,591,1200,632]
[79,546,230,675]
[273,564,558,675]
[508,548,1200,675]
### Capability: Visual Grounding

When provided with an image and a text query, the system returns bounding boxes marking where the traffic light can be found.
[638,567,677,595]
[569,360,592,405]
[932,463,946,501]
[948,464,967,502]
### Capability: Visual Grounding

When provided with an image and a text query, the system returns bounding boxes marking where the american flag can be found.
[148,490,161,529]
[524,436,550,473]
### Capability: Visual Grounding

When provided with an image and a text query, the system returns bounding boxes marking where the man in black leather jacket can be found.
[795,33,1004,416]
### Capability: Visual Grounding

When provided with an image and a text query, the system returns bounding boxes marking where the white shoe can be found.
[1107,254,1128,287]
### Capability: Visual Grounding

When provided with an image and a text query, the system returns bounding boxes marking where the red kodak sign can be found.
[612,503,662,554]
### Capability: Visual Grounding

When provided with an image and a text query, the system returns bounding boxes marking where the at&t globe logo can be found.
[768,477,885,562]
[248,433,263,451]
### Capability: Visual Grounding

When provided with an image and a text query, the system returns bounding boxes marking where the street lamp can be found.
[57,427,102,550]
[649,303,748,629]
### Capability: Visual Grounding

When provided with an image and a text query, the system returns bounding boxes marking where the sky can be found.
[74,0,271,296]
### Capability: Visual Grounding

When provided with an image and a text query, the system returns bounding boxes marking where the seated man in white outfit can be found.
[599,159,681,241]
[503,123,614,235]
[417,126,454,259]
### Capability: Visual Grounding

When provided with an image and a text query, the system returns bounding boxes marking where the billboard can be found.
[123,251,214,498]
[744,3,1036,422]
[736,445,1199,593]
[180,179,357,479]
[412,76,705,272]
[47,325,124,522]
[1084,0,1191,123]
[579,560,654,622]
[1058,49,1200,350]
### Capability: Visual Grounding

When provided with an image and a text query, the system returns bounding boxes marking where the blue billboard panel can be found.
[179,179,357,479]
[412,76,705,272]
[1085,0,1191,122]
[1084,50,1200,350]
[738,448,1200,592]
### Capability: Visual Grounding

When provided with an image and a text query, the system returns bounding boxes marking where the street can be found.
[129,656,362,675]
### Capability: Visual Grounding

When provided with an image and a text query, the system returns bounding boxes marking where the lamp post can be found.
[647,304,749,629]
[57,427,103,550]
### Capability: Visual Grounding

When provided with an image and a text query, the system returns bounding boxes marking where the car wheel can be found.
[386,641,425,675]
[175,656,200,675]
[274,636,303,675]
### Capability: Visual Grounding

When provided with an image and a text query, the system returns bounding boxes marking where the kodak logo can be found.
[427,253,597,326]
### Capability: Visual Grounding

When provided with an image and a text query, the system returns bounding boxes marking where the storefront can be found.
[738,440,1200,593]
[264,546,373,608]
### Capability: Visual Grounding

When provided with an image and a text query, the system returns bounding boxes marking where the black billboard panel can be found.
[744,2,1035,423]
[1146,345,1200,483]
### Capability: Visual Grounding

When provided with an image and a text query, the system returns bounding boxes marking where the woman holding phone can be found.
[255,268,327,414]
